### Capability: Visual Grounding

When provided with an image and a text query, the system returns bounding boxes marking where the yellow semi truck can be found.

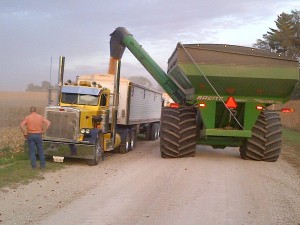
[43,58,162,165]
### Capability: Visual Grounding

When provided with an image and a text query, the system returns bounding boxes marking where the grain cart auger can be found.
[110,27,299,161]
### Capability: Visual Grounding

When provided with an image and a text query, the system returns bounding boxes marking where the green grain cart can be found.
[110,27,299,162]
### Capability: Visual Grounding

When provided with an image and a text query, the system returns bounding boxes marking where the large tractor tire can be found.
[240,110,282,162]
[160,106,196,158]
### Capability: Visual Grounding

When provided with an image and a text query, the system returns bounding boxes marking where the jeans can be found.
[27,134,45,168]
[69,144,77,155]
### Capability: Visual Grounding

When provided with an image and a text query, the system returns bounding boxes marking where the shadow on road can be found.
[195,145,241,160]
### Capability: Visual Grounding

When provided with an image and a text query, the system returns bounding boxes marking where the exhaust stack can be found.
[58,56,65,103]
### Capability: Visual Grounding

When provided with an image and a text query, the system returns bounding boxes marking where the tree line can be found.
[253,10,300,58]
[26,81,56,92]
[253,10,300,99]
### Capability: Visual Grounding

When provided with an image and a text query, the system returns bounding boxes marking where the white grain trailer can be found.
[77,74,162,153]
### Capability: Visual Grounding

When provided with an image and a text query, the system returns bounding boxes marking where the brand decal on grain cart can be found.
[197,96,224,101]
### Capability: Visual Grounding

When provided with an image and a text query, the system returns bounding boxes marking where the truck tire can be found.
[157,123,160,138]
[129,128,137,151]
[88,132,104,166]
[150,123,160,140]
[119,129,130,154]
[145,124,151,141]
[160,106,196,158]
[239,110,282,162]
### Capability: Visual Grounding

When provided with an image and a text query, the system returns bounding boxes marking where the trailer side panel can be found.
[128,83,161,124]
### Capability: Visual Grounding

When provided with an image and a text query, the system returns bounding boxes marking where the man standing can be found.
[20,106,51,169]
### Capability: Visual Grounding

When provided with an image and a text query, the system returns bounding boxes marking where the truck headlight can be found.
[80,128,91,134]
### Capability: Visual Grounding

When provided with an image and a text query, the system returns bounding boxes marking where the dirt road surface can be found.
[1,139,299,225]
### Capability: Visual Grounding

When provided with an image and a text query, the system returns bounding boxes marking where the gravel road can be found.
[0,139,299,225]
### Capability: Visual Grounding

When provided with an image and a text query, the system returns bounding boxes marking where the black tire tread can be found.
[160,106,196,158]
[239,110,282,162]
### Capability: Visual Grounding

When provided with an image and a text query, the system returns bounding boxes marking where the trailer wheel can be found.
[129,128,137,151]
[160,106,196,158]
[88,132,104,166]
[145,124,151,141]
[150,123,160,140]
[239,110,282,162]
[119,129,130,154]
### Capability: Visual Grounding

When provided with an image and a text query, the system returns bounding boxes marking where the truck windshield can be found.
[61,93,99,106]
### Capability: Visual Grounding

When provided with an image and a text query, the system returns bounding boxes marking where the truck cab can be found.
[45,82,110,144]
[43,80,120,165]
[60,84,111,136]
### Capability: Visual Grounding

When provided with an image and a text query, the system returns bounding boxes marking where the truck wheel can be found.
[239,110,282,162]
[145,124,151,141]
[160,106,196,158]
[119,129,130,154]
[150,123,159,140]
[88,132,104,166]
[129,128,137,151]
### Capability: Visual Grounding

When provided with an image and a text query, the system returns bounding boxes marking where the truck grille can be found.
[44,107,79,142]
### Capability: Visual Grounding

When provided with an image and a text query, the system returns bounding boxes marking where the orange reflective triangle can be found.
[225,96,237,109]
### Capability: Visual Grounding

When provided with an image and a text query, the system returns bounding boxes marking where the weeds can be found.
[0,147,65,189]
[280,128,300,175]
[0,127,25,153]
[282,127,300,147]
[0,92,48,153]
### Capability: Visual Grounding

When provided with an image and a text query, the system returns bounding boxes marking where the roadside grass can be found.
[0,146,65,189]
[282,127,300,147]
[281,127,300,174]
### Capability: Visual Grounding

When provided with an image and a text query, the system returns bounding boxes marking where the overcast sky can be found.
[1,0,299,91]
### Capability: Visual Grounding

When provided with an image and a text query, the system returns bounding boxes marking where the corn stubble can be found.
[0,92,48,153]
